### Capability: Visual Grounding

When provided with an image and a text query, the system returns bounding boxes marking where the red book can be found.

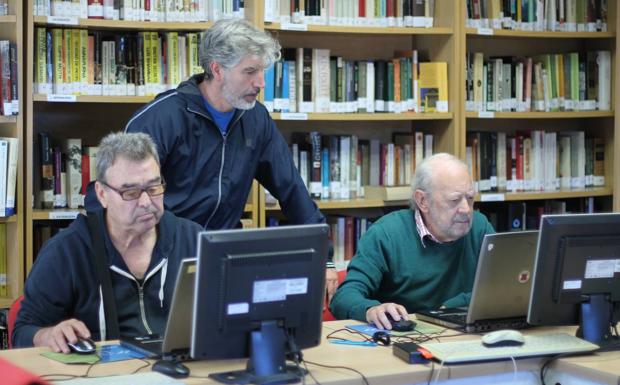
[81,152,90,195]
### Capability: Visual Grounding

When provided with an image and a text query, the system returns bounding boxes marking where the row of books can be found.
[0,139,17,218]
[0,41,18,117]
[466,0,609,32]
[465,51,611,112]
[37,133,99,210]
[266,214,377,270]
[466,130,604,193]
[34,0,245,22]
[265,48,448,114]
[480,197,597,232]
[34,28,204,96]
[264,0,435,28]
[290,132,433,200]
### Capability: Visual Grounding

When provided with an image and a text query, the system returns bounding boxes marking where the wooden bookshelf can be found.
[265,23,453,35]
[0,0,23,307]
[33,16,213,30]
[271,112,453,121]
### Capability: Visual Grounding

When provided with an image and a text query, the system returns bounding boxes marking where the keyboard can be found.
[419,333,599,363]
[59,372,184,385]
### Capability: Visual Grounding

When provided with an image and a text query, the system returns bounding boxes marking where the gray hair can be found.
[199,18,281,80]
[410,153,468,209]
[96,132,160,183]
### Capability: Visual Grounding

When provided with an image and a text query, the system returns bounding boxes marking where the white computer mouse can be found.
[481,329,525,348]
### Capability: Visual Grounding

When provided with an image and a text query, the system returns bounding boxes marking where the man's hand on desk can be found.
[33,318,91,354]
[325,268,339,305]
[366,303,409,330]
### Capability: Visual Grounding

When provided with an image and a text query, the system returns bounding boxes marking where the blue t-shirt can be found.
[203,98,234,135]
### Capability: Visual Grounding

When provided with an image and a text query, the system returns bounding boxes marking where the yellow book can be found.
[151,32,160,94]
[141,31,151,95]
[187,32,201,75]
[63,29,72,94]
[79,29,88,95]
[166,32,179,88]
[418,62,448,113]
[71,29,81,95]
[52,28,64,94]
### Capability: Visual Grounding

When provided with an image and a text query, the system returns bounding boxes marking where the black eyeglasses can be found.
[99,180,166,201]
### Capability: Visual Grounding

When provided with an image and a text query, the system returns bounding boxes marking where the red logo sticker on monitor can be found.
[518,270,530,284]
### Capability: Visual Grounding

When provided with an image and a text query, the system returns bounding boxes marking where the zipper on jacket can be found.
[205,135,227,228]
[137,284,153,335]
[187,106,245,229]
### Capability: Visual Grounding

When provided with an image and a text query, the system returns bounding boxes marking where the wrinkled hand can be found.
[365,303,409,330]
[325,268,339,306]
[33,318,91,353]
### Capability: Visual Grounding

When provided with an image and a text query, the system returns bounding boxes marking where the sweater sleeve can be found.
[329,225,390,321]
[12,240,76,347]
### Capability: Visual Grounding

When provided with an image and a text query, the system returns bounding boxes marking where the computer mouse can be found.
[385,313,416,332]
[67,337,96,354]
[152,359,190,379]
[481,329,525,348]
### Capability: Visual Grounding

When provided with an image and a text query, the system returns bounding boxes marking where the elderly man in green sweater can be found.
[330,153,495,330]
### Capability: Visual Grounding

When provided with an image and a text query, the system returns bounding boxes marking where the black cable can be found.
[129,358,152,374]
[303,359,369,385]
[302,360,321,385]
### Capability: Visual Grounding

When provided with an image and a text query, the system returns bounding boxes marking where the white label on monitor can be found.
[227,302,249,315]
[584,259,616,279]
[286,278,308,295]
[253,279,287,303]
[563,280,582,290]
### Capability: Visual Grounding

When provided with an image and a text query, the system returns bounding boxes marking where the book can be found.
[418,62,448,112]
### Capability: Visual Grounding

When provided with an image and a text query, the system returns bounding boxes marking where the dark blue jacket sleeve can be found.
[256,117,325,226]
[13,239,77,347]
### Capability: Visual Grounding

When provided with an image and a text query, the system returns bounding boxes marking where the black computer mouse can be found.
[67,337,96,354]
[152,359,190,378]
[386,313,416,332]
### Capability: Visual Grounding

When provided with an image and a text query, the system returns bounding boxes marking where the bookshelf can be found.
[257,0,462,228]
[461,1,618,232]
[23,11,259,271]
[0,0,22,308]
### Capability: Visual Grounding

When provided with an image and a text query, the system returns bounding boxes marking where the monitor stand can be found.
[579,293,620,349]
[209,320,304,385]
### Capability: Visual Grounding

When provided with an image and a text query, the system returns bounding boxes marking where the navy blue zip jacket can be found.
[13,210,202,347]
[84,74,324,230]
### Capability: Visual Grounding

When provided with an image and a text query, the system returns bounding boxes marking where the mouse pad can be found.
[346,322,443,337]
[42,344,146,364]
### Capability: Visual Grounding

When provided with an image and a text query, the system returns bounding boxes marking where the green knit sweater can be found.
[330,209,495,322]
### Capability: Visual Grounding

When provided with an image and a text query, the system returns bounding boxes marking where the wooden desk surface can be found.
[1,320,619,385]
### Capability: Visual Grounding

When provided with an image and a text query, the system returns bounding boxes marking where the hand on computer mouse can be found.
[365,303,409,330]
[32,318,92,354]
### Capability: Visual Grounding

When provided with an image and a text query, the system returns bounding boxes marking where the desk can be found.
[1,320,619,385]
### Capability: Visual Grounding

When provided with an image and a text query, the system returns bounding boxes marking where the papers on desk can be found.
[55,372,184,385]
[41,344,146,365]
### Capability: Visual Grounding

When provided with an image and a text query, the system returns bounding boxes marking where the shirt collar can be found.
[415,209,442,248]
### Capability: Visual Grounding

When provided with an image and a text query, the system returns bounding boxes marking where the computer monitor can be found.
[191,224,329,384]
[528,213,620,346]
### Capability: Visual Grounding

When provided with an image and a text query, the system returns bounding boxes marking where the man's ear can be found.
[210,61,225,81]
[414,189,428,212]
[94,181,108,209]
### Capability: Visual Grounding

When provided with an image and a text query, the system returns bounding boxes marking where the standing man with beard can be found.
[330,153,495,329]
[120,19,338,299]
